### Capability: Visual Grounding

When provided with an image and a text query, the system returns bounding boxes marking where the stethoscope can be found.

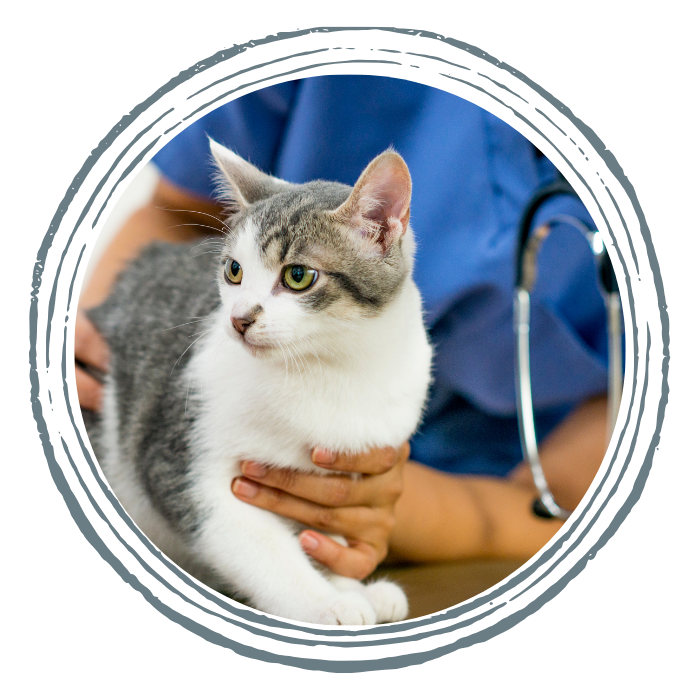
[514,180,623,520]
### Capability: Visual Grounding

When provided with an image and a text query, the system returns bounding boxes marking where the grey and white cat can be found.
[88,140,432,625]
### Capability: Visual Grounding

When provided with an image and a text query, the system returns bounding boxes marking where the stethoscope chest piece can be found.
[532,498,556,520]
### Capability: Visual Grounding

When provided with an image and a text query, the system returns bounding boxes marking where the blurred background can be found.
[86,163,158,279]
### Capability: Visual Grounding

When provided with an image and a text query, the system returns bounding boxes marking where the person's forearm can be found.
[389,395,608,562]
[389,461,561,561]
[80,179,224,308]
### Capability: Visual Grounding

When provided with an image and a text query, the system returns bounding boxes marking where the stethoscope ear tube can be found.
[514,180,623,520]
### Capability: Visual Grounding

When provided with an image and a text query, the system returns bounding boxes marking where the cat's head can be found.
[210,139,415,361]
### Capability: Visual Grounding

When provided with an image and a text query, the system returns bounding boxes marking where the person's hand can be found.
[75,310,110,411]
[231,443,410,580]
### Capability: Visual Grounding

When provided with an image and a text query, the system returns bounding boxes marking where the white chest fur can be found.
[188,281,432,481]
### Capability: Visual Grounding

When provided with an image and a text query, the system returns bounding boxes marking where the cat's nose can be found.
[231,315,255,335]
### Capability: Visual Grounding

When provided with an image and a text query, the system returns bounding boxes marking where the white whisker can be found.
[170,328,213,376]
[162,319,208,332]
[286,341,303,379]
[288,336,312,376]
[278,342,291,386]
[210,334,228,364]
[158,206,234,234]
[187,236,228,254]
[307,343,327,367]
[292,339,317,393]
[189,235,223,248]
[279,337,308,391]
[187,328,213,339]
[309,335,343,364]
[165,222,229,238]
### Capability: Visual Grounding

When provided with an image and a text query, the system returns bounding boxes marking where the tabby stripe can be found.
[326,271,382,308]
[259,227,288,254]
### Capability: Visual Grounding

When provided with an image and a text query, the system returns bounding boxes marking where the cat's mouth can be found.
[226,321,271,354]
[236,333,273,355]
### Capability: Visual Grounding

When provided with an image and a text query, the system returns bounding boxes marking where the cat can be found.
[87,139,433,625]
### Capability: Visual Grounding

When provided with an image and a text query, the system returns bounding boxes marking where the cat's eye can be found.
[283,265,318,291]
[224,259,243,284]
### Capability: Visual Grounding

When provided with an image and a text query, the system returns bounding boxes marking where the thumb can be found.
[299,530,378,580]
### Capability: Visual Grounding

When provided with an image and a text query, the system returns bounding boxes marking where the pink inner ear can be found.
[333,151,412,253]
[362,163,410,252]
[365,166,410,222]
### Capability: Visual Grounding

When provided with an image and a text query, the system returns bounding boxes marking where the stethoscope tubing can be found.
[514,180,623,520]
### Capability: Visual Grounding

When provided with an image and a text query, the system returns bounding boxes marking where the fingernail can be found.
[241,461,267,478]
[300,532,320,551]
[312,448,337,466]
[232,478,259,499]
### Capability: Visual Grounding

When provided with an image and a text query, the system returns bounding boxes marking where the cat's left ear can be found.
[332,150,412,254]
[209,138,290,212]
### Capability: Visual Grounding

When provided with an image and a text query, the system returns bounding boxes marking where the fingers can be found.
[233,476,393,534]
[232,478,394,552]
[75,311,109,411]
[299,532,380,580]
[232,443,410,579]
[238,460,402,508]
[73,376,80,426]
[75,311,110,371]
[311,441,410,475]
[241,462,354,506]
[76,365,104,412]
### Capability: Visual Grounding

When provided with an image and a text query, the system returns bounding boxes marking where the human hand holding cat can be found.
[75,310,109,411]
[231,442,410,580]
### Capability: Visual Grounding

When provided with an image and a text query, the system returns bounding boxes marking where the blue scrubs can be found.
[152,76,609,477]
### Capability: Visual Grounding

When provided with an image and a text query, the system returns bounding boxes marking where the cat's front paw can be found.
[363,580,409,623]
[308,591,378,626]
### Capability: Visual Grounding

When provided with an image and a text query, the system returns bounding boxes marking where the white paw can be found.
[363,580,409,623]
[308,591,378,626]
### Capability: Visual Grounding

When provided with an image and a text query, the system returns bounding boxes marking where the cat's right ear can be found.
[209,138,289,212]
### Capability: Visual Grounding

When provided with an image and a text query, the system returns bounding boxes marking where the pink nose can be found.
[231,315,254,335]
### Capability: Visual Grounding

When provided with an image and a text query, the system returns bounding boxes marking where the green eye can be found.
[283,265,317,291]
[225,259,242,284]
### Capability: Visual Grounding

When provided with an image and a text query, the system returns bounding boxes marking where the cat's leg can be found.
[191,482,377,625]
[321,530,408,622]
[99,382,203,574]
[328,574,409,623]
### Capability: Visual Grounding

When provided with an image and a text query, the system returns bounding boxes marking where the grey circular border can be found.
[29,27,658,673]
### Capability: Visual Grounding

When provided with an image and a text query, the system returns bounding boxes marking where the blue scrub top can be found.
[152,75,609,477]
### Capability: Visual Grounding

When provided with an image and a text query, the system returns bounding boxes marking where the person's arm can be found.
[391,394,608,562]
[80,178,226,308]
[233,394,608,572]
[76,178,225,410]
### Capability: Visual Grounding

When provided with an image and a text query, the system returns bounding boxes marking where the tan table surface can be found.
[377,559,526,620]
